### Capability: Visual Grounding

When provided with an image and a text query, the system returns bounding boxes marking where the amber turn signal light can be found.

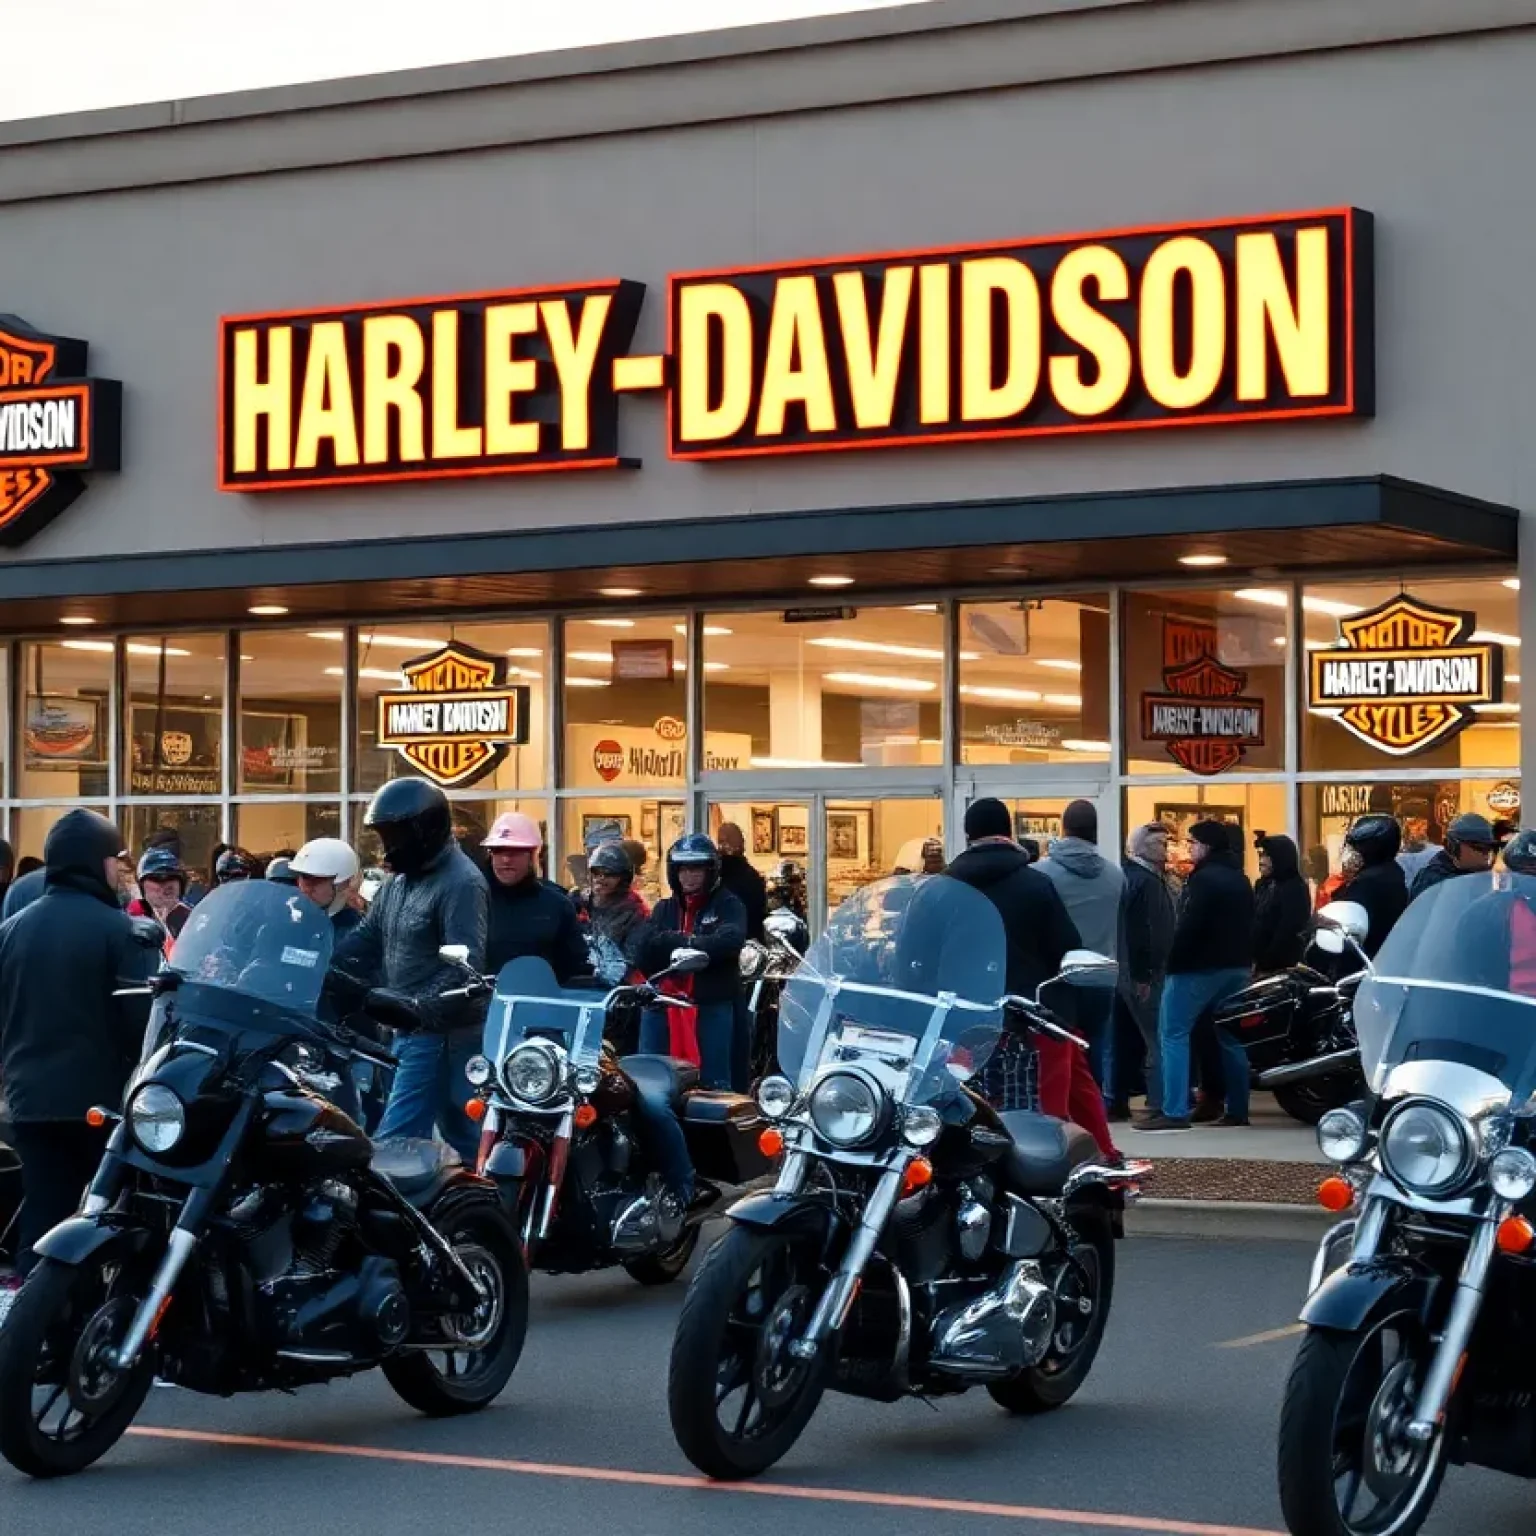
[1317,1177,1354,1213]
[574,1104,598,1130]
[758,1128,785,1158]
[85,1107,108,1128]
[464,1097,488,1123]
[901,1158,934,1197]
[1498,1215,1536,1255]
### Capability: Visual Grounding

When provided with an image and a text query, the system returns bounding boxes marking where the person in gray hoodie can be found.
[1038,800,1125,1085]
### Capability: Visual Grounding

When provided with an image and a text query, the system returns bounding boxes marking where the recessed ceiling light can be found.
[824,671,934,692]
[808,575,855,588]
[249,604,289,616]
[599,586,642,598]
[1508,673,1522,684]
[565,676,612,689]
[905,604,939,613]
[582,618,635,629]
[987,566,1027,579]
[568,651,614,663]
[65,640,191,657]
[1504,578,1521,591]
[807,637,945,661]
[505,647,543,658]
[960,685,1041,702]
[60,615,96,626]
[1178,554,1227,568]
[1033,658,1083,672]
[311,630,448,650]
[326,665,402,682]
[675,624,734,636]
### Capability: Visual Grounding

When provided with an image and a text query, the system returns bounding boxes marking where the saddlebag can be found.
[682,1092,773,1184]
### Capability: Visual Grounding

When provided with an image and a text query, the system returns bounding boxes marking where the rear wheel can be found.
[669,1226,831,1479]
[383,1202,528,1417]
[624,1225,700,1286]
[0,1257,155,1478]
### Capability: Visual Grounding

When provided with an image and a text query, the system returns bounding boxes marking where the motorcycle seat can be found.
[371,1137,462,1204]
[620,1054,701,1109]
[993,1111,1100,1196]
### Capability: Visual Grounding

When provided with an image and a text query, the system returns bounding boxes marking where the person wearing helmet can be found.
[1409,812,1499,902]
[213,847,261,887]
[480,812,586,982]
[126,846,193,946]
[575,841,650,985]
[1336,814,1408,957]
[263,856,298,886]
[290,837,363,935]
[331,778,489,1162]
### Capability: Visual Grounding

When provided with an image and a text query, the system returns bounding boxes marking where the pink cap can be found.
[483,812,543,850]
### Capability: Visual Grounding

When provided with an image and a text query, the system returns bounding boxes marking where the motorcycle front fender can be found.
[727,1190,844,1244]
[1300,1258,1439,1334]
[31,1214,146,1269]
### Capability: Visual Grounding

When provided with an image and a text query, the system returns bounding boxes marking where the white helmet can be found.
[289,837,361,916]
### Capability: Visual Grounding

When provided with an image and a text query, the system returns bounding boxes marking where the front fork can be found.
[109,1186,213,1370]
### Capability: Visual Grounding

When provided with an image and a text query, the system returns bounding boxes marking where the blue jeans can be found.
[1159,969,1252,1121]
[377,1029,482,1164]
[631,1085,694,1201]
[638,1001,735,1090]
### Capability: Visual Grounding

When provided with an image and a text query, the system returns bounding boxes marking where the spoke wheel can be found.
[0,1258,155,1479]
[669,1226,832,1479]
[1278,1317,1447,1536]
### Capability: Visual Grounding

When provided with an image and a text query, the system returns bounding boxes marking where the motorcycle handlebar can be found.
[1001,995,1090,1051]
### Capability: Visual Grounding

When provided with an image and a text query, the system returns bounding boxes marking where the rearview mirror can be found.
[1314,901,1369,955]
[438,944,471,966]
[764,911,800,938]
[1058,950,1118,989]
[669,947,711,974]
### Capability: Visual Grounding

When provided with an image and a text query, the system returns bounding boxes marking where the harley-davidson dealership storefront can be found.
[0,2,1528,924]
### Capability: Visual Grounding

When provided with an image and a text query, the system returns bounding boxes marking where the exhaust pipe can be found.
[1257,1049,1360,1089]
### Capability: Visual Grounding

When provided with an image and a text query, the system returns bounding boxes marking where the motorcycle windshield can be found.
[169,881,332,1014]
[778,875,1006,1106]
[1355,872,1536,1100]
[483,955,609,1068]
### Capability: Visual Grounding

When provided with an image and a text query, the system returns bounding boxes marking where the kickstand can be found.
[912,1393,941,1413]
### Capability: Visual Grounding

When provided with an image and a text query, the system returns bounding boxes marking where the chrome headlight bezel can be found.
[1317,1107,1368,1165]
[573,1062,602,1096]
[464,1054,494,1088]
[502,1040,568,1105]
[806,1068,888,1149]
[129,1083,186,1154]
[901,1104,943,1148]
[1490,1146,1536,1202]
[1379,1098,1477,1198]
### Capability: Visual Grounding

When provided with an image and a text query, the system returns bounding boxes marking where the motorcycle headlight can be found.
[464,1054,494,1088]
[573,1063,602,1095]
[129,1084,186,1154]
[503,1041,567,1105]
[756,1074,795,1121]
[1317,1107,1368,1165]
[1380,1100,1475,1197]
[902,1105,943,1148]
[740,942,768,980]
[807,1070,886,1148]
[1490,1146,1536,1202]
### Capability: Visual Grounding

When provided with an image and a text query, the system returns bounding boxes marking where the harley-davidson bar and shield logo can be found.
[1141,617,1267,776]
[1309,595,1501,755]
[0,316,121,546]
[375,642,530,788]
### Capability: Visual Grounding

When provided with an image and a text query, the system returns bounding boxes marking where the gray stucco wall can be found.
[0,11,1533,568]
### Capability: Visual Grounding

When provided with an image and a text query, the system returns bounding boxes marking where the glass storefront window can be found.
[959,596,1110,764]
[559,796,680,908]
[825,796,943,907]
[349,621,548,794]
[15,804,110,866]
[20,639,104,801]
[234,802,343,863]
[1123,782,1288,882]
[240,630,343,795]
[702,608,943,770]
[1301,576,1519,773]
[1123,588,1286,776]
[352,797,550,884]
[125,633,225,797]
[563,614,688,788]
[124,804,223,887]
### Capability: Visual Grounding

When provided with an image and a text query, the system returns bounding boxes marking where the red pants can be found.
[1035,1035,1117,1159]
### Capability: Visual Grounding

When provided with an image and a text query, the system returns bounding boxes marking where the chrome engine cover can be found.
[927,1261,1056,1379]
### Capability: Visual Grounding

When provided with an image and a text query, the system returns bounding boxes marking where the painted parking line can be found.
[126,1426,1282,1535]
[1215,1323,1305,1349]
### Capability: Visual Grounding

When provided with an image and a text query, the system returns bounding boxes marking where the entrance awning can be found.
[0,474,1514,630]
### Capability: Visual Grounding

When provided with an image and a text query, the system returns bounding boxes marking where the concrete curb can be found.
[1127,1197,1333,1242]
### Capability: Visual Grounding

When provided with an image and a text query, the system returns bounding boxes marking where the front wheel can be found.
[668,1225,831,1479]
[1277,1319,1446,1536]
[0,1258,156,1478]
[383,1201,528,1417]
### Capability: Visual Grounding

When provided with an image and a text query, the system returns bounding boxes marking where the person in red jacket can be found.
[125,846,192,959]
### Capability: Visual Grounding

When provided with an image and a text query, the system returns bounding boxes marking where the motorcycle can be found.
[0,1119,19,1275]
[739,908,806,1083]
[1277,879,1536,1536]
[667,874,1147,1479]
[1212,908,1369,1125]
[454,947,776,1286]
[0,881,528,1480]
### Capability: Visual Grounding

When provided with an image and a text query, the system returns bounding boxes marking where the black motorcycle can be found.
[1278,877,1536,1536]
[0,881,528,1479]
[739,909,806,1084]
[0,1118,19,1277]
[667,874,1147,1479]
[454,948,775,1286]
[1212,909,1368,1124]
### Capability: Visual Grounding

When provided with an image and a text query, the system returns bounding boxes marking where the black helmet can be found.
[264,856,299,886]
[365,777,453,877]
[215,848,260,884]
[1446,813,1498,855]
[1503,829,1536,875]
[1344,814,1402,864]
[588,842,633,884]
[136,846,186,891]
[666,833,720,894]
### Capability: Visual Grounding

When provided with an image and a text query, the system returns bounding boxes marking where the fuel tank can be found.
[259,1088,372,1179]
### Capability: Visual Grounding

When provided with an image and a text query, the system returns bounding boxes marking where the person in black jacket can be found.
[1252,833,1312,974]
[1115,822,1177,1120]
[1141,820,1254,1132]
[1409,813,1499,902]
[480,812,587,982]
[716,823,767,942]
[1338,814,1409,957]
[0,811,157,1274]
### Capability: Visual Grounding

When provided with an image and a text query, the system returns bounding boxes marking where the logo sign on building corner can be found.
[375,642,530,788]
[1308,595,1502,755]
[1140,617,1267,776]
[0,316,121,546]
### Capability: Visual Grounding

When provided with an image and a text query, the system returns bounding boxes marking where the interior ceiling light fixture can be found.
[823,671,934,693]
[749,756,863,769]
[1032,658,1083,672]
[905,604,940,613]
[1473,630,1521,648]
[248,604,289,616]
[65,640,191,657]
[1234,588,1362,619]
[1062,739,1111,753]
[326,665,403,683]
[582,618,636,629]
[808,575,856,588]
[60,615,96,626]
[308,630,449,651]
[1178,554,1227,568]
[807,637,949,661]
[1504,578,1521,591]
[673,660,728,672]
[599,586,642,598]
[565,677,612,688]
[675,624,734,636]
[960,685,1042,702]
[567,651,614,664]
[506,647,544,658]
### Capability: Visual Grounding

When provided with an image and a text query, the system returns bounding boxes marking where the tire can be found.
[989,1207,1115,1415]
[1278,1321,1446,1536]
[0,1258,155,1479]
[624,1226,700,1287]
[668,1225,831,1479]
[383,1202,529,1417]
[1274,1077,1359,1125]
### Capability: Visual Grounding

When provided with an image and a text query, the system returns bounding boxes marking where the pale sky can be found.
[2,0,920,123]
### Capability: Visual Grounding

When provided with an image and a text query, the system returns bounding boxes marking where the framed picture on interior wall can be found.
[751,806,777,855]
[826,809,871,863]
[1153,802,1244,881]
[582,813,631,845]
[660,801,687,852]
[1015,809,1062,844]
[24,693,105,769]
[778,804,810,856]
[640,803,659,841]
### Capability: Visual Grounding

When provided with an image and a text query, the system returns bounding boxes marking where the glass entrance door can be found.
[952,779,1114,866]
